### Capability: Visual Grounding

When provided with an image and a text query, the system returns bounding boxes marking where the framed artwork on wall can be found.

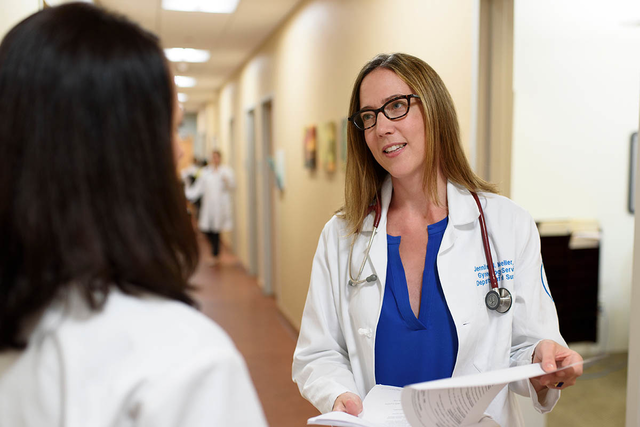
[304,126,317,170]
[319,121,337,173]
[340,118,348,171]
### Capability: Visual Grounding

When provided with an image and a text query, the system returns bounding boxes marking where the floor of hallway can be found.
[188,234,319,426]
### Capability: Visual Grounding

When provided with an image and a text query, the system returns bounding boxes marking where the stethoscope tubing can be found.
[347,227,378,286]
[348,195,382,286]
[470,191,512,313]
[470,192,499,290]
[347,190,512,313]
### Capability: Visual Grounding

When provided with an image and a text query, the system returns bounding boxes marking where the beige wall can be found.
[0,0,40,40]
[205,0,477,328]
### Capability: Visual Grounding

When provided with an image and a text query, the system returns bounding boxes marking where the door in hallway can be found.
[260,99,276,296]
[246,109,258,276]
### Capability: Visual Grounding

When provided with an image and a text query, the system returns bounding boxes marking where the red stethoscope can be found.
[347,192,513,314]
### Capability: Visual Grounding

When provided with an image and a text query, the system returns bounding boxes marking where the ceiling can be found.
[98,0,304,112]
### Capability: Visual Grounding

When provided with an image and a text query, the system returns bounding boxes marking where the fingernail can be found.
[557,382,564,388]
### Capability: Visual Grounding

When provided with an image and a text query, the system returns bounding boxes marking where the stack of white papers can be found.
[308,362,582,427]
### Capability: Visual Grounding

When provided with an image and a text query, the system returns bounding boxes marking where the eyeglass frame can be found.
[348,94,420,131]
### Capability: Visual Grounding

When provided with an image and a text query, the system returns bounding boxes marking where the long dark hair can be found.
[0,3,199,350]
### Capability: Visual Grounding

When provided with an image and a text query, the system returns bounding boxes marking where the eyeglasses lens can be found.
[355,97,410,130]
[384,98,409,120]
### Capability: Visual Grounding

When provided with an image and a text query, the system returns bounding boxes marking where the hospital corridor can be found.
[1,0,640,426]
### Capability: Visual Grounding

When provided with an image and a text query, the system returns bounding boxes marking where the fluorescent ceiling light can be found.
[162,0,240,14]
[164,48,210,63]
[177,93,189,103]
[45,0,92,5]
[174,76,196,88]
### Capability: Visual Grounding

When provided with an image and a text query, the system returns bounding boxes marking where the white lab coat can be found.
[186,165,235,232]
[0,288,267,427]
[293,176,566,426]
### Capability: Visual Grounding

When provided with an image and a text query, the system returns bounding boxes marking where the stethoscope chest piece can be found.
[485,288,513,313]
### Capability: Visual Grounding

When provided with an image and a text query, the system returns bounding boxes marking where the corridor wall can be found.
[0,0,40,39]
[511,0,640,353]
[203,0,477,328]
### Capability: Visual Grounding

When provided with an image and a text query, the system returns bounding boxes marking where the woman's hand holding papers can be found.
[332,392,363,416]
[530,339,584,394]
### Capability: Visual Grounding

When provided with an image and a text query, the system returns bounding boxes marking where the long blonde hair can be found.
[341,53,496,235]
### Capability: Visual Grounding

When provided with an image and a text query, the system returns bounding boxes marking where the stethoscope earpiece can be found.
[348,274,377,287]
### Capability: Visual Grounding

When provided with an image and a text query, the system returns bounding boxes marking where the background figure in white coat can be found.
[0,4,266,426]
[186,150,236,264]
[180,157,207,218]
[292,53,582,426]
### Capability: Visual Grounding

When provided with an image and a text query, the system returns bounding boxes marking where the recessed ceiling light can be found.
[162,0,240,14]
[174,76,196,88]
[177,93,189,103]
[164,48,210,63]
[45,0,92,5]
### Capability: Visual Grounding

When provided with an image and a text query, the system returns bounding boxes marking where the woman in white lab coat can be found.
[186,150,236,262]
[0,4,266,426]
[292,53,582,426]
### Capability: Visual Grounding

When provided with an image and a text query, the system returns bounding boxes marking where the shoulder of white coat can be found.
[117,290,236,351]
[480,191,534,226]
[321,213,350,239]
[54,289,239,364]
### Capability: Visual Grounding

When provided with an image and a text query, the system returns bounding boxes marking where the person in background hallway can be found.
[0,4,267,426]
[181,157,206,187]
[180,157,207,218]
[292,53,582,426]
[186,150,236,265]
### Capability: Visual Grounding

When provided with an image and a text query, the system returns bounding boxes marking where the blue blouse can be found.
[374,216,458,387]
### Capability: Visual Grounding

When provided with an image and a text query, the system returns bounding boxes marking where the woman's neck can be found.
[389,171,448,224]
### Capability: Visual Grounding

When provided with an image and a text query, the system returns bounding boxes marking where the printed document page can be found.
[308,361,585,427]
[399,364,549,426]
[308,385,409,427]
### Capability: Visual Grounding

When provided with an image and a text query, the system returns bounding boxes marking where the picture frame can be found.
[304,126,317,170]
[340,118,348,171]
[319,121,337,173]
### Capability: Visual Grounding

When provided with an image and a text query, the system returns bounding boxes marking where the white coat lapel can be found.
[438,181,482,325]
[439,182,476,254]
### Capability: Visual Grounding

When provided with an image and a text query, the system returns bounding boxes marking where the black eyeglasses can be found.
[349,94,420,131]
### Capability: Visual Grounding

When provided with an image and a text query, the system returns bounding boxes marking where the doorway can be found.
[245,109,258,276]
[260,99,276,296]
[229,117,238,254]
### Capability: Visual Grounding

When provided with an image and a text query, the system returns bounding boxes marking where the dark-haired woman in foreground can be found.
[0,4,266,426]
